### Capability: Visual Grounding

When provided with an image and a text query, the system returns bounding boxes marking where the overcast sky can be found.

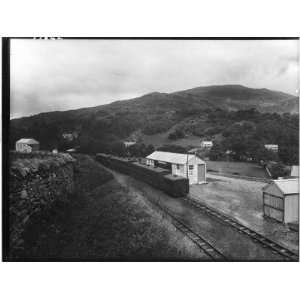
[10,39,299,119]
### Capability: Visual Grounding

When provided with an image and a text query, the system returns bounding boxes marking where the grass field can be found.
[206,160,269,178]
[141,131,204,148]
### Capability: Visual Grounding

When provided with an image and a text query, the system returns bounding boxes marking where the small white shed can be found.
[15,138,40,153]
[146,151,206,184]
[262,179,299,224]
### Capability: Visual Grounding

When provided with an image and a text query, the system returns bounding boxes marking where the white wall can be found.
[284,194,299,223]
[171,163,201,184]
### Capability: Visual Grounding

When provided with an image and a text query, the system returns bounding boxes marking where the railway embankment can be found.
[8,154,205,260]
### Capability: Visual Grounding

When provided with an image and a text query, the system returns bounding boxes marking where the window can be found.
[176,164,180,170]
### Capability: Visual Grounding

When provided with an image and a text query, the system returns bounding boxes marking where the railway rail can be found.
[145,194,227,261]
[185,196,299,262]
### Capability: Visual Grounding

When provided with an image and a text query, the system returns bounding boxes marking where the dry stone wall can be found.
[9,152,76,256]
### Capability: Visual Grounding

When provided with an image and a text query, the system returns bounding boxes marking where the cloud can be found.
[10,39,299,118]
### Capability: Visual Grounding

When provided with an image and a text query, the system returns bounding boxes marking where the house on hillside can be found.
[62,133,74,141]
[15,138,40,153]
[200,141,213,150]
[146,151,206,184]
[262,179,299,224]
[124,141,136,148]
[66,148,76,153]
[290,166,299,178]
[264,144,278,152]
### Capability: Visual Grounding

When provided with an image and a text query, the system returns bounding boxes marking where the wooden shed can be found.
[262,179,299,224]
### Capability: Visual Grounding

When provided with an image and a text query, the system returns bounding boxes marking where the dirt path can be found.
[109,168,287,261]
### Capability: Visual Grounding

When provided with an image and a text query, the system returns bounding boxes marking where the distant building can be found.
[264,144,278,152]
[52,149,58,154]
[200,141,213,149]
[124,141,136,148]
[62,133,74,141]
[146,151,206,184]
[15,138,39,153]
[262,179,299,223]
[290,166,299,178]
[66,148,76,153]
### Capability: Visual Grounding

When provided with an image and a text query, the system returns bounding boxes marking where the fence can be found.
[208,171,272,183]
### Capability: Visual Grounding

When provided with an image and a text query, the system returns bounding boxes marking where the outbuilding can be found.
[262,179,299,224]
[146,151,206,184]
[15,138,40,153]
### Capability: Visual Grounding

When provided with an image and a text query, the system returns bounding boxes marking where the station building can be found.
[146,151,206,185]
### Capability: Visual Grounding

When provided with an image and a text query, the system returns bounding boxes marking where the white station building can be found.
[146,151,206,185]
[262,179,299,224]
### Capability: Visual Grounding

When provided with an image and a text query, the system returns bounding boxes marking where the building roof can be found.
[16,138,39,144]
[201,141,213,145]
[146,151,205,165]
[264,144,278,147]
[291,166,299,177]
[263,179,299,195]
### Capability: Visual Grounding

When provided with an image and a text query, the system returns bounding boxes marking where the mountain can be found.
[10,85,299,151]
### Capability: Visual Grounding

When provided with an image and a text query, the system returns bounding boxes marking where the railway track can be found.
[185,196,299,262]
[146,195,227,261]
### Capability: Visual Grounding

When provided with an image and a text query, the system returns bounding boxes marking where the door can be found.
[197,164,205,182]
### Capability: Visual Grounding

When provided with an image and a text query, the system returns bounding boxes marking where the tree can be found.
[269,163,289,179]
[168,129,184,140]
[157,144,187,154]
[209,142,225,161]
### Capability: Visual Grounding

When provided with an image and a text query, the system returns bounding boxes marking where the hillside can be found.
[10,85,298,157]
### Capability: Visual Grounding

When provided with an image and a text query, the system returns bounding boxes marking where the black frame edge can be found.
[2,37,10,261]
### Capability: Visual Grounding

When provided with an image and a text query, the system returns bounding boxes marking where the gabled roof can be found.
[291,166,299,177]
[263,179,299,195]
[146,151,205,165]
[16,138,39,144]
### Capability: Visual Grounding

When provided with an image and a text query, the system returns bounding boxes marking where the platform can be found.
[189,173,299,253]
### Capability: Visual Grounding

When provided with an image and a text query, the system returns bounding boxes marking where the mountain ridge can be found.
[11,84,297,121]
[10,84,299,153]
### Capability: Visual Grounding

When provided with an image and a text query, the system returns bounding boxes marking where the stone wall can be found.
[9,152,76,256]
